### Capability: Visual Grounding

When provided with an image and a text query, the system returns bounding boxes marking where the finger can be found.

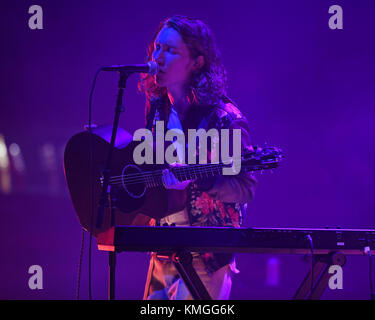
[161,173,167,188]
[170,172,179,185]
[180,180,192,190]
[169,162,187,168]
[162,169,171,188]
[169,173,175,186]
[162,169,171,182]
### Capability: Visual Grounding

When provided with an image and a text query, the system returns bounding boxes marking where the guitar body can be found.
[63,125,186,237]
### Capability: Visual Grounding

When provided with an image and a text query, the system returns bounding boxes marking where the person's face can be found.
[152,27,196,89]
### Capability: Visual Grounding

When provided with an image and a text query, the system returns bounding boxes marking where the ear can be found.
[193,55,205,70]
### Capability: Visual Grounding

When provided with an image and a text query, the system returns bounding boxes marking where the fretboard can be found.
[142,160,276,188]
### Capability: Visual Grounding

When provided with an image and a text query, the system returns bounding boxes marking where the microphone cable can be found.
[75,67,102,300]
[76,228,85,299]
[306,234,314,299]
[367,246,374,300]
[88,68,102,300]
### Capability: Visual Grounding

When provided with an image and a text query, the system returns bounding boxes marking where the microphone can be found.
[101,61,159,75]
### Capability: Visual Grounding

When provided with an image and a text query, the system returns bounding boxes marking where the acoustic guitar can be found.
[64,125,284,236]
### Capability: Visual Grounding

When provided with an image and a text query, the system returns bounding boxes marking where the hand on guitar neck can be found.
[162,162,196,190]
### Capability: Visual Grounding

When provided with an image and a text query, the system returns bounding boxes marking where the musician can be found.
[138,15,257,300]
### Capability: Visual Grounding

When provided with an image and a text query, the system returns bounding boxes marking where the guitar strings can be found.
[107,159,276,185]
[108,157,243,178]
[107,158,248,184]
[106,148,280,183]
[108,166,269,188]
[107,161,276,187]
[108,162,230,181]
[108,155,278,180]
[107,156,269,182]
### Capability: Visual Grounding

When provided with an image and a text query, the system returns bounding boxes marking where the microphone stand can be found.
[96,70,130,300]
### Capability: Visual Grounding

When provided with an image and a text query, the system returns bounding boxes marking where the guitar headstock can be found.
[242,144,285,172]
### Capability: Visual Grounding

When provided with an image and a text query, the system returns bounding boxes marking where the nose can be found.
[153,49,164,67]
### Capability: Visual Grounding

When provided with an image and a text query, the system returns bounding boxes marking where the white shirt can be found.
[160,107,189,226]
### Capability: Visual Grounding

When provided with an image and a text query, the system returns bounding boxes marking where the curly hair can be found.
[138,15,228,122]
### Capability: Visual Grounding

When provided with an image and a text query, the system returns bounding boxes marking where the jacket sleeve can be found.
[205,116,257,204]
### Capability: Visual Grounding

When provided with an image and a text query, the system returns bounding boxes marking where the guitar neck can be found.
[142,160,276,189]
[140,162,227,189]
[109,146,282,190]
[172,162,231,181]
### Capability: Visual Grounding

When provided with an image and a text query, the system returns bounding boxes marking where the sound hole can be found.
[121,164,146,199]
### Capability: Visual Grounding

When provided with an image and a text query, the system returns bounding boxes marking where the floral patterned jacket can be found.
[146,97,257,273]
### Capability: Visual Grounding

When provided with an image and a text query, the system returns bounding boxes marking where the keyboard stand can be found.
[293,251,346,300]
[156,251,212,300]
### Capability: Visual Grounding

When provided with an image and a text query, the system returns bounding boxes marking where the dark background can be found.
[0,0,374,299]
